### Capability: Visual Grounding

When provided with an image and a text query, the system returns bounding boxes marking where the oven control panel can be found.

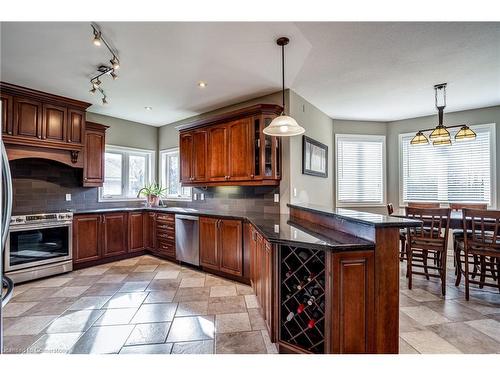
[10,212,74,226]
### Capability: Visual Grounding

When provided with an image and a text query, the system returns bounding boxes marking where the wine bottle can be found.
[307,309,322,329]
[307,295,316,306]
[285,270,293,278]
[286,311,294,322]
[306,272,316,282]
[297,303,305,314]
[297,250,311,261]
[307,285,322,297]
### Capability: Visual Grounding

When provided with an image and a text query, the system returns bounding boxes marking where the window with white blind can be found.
[399,123,496,207]
[99,145,155,201]
[336,134,386,206]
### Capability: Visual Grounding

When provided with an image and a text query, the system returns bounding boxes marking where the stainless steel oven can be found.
[5,212,73,283]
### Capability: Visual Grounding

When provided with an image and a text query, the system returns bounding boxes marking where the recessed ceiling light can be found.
[198,81,207,88]
[144,106,153,111]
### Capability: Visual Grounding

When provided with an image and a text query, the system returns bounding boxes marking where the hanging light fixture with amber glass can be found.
[410,83,476,147]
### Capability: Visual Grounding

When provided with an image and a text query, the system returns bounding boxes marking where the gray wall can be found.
[86,112,158,152]
[387,105,500,209]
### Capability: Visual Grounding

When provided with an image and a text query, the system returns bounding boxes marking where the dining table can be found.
[394,209,468,230]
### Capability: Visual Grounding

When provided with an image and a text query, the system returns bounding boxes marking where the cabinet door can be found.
[219,219,243,276]
[247,224,258,292]
[207,125,228,181]
[14,97,42,139]
[42,104,67,142]
[192,130,208,181]
[227,118,252,181]
[84,129,105,186]
[102,212,128,257]
[330,251,375,354]
[129,212,145,252]
[263,240,273,334]
[144,212,156,250]
[179,132,193,183]
[68,109,85,144]
[255,233,264,311]
[199,217,219,271]
[73,214,101,263]
[1,92,13,135]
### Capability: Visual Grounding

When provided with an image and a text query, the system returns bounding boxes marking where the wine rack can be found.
[279,245,326,354]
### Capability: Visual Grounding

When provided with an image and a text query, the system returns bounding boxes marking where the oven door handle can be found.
[8,222,72,232]
[2,275,14,308]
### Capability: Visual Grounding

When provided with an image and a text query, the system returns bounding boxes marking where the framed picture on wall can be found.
[302,135,328,178]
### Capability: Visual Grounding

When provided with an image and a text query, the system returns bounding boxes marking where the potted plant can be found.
[137,183,167,207]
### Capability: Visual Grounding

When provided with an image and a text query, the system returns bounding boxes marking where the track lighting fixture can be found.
[410,83,476,147]
[88,23,121,105]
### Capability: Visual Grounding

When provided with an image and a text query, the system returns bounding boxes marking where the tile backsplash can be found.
[10,158,279,215]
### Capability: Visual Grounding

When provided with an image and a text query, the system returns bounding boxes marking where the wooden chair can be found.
[407,202,441,209]
[387,203,407,262]
[405,207,451,296]
[459,209,500,300]
[451,203,488,283]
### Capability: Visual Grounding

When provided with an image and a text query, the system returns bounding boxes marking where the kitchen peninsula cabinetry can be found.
[153,214,176,260]
[178,104,282,187]
[199,217,243,277]
[1,82,91,167]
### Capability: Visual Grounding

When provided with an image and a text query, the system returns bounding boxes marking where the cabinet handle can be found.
[250,174,254,179]
[38,135,42,139]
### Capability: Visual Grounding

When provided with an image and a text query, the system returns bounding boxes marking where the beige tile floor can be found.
[3,254,500,354]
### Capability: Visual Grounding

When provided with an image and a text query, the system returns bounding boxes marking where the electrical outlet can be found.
[65,194,71,201]
[293,188,297,197]
[200,193,205,201]
[274,193,279,203]
[274,224,280,233]
[193,193,197,201]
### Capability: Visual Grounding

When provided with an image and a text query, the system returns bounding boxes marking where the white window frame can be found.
[159,147,192,202]
[335,134,387,207]
[99,145,156,202]
[398,123,497,208]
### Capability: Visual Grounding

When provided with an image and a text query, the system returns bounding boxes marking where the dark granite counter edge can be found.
[287,203,421,228]
[70,206,375,252]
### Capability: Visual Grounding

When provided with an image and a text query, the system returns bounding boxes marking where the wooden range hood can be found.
[1,82,91,168]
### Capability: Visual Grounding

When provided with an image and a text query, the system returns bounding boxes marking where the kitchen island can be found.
[69,204,419,354]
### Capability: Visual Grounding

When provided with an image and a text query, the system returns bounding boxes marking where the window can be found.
[160,148,192,201]
[336,134,386,206]
[400,124,496,207]
[100,145,155,201]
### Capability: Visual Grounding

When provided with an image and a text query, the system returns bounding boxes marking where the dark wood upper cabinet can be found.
[179,132,193,183]
[42,103,67,142]
[1,92,13,135]
[73,214,101,264]
[129,212,145,252]
[14,97,42,139]
[219,219,243,276]
[102,212,128,258]
[68,109,85,145]
[199,217,219,271]
[207,125,229,181]
[178,104,282,187]
[227,118,252,181]
[83,122,108,187]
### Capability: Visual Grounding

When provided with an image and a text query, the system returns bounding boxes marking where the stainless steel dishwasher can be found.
[175,215,199,266]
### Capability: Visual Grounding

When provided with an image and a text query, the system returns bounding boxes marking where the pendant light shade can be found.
[433,138,452,147]
[429,125,450,141]
[263,37,305,137]
[410,131,429,145]
[455,125,477,141]
[263,115,305,137]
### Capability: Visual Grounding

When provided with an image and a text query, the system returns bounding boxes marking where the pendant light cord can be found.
[281,43,285,114]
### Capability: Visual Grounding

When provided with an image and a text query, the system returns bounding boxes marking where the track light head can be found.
[110,71,118,80]
[110,56,120,70]
[93,31,102,47]
[89,87,97,95]
[92,78,101,88]
[102,96,108,105]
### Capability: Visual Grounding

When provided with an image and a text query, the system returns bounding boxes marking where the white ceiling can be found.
[1,22,499,126]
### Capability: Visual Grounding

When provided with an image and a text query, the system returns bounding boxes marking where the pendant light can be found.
[263,37,305,137]
[455,124,477,141]
[410,131,429,145]
[429,83,451,143]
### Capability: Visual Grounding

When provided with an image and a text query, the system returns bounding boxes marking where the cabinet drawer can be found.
[156,222,175,231]
[156,214,174,222]
[156,232,175,242]
[157,241,175,255]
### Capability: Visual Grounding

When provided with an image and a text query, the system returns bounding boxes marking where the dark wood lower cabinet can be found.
[73,214,101,264]
[200,217,243,277]
[144,212,156,250]
[129,212,145,252]
[102,212,128,258]
[153,214,176,260]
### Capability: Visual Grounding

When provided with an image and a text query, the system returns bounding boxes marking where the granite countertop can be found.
[68,206,374,252]
[288,203,421,228]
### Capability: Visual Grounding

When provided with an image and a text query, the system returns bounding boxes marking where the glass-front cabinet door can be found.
[260,115,281,180]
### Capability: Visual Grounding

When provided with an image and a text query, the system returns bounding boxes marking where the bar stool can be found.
[459,208,500,300]
[405,207,451,296]
[451,203,487,285]
[387,203,407,262]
